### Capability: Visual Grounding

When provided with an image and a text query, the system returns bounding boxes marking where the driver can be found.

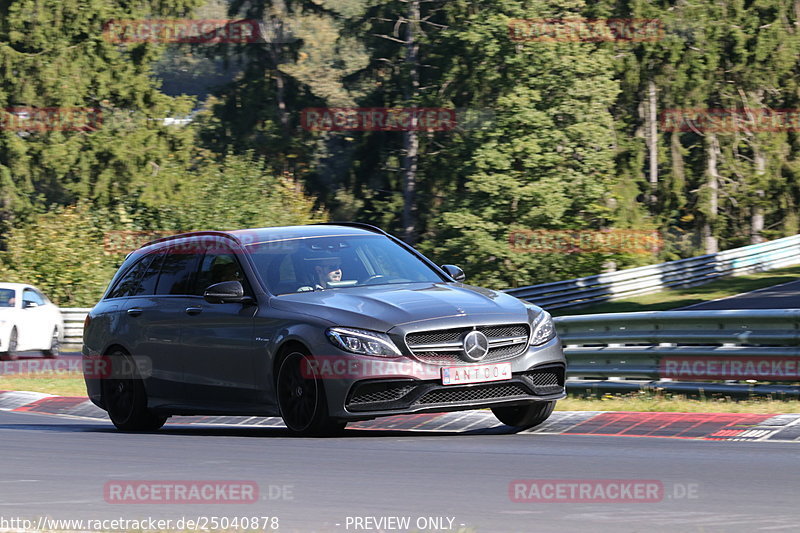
[314,259,342,289]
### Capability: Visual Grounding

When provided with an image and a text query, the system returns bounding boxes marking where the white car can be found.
[0,283,64,361]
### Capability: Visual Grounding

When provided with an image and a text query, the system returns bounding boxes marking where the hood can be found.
[269,282,533,332]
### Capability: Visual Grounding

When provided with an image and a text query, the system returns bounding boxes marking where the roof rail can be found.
[142,230,238,249]
[313,222,390,236]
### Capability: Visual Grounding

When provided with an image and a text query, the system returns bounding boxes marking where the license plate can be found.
[441,362,512,386]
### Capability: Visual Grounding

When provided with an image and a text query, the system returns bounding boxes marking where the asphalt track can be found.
[3,280,800,532]
[1,406,799,533]
[680,278,800,310]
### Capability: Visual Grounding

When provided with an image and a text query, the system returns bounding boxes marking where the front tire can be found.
[0,328,19,361]
[492,400,556,429]
[102,351,166,431]
[276,351,345,436]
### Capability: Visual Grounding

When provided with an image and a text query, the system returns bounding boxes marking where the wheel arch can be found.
[272,339,311,383]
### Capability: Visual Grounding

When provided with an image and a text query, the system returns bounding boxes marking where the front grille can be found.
[406,324,529,365]
[405,330,462,345]
[414,383,530,405]
[482,325,527,338]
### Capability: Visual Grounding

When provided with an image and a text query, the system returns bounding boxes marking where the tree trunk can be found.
[703,133,720,254]
[646,79,658,206]
[751,150,766,244]
[265,1,290,136]
[402,0,420,244]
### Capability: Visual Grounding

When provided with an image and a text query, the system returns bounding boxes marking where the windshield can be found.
[246,234,444,295]
[0,288,15,307]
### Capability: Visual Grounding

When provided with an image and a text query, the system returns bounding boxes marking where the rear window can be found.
[134,252,164,296]
[106,254,155,299]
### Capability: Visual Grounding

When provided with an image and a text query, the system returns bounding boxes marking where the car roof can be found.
[0,282,35,290]
[231,224,383,246]
[139,224,387,251]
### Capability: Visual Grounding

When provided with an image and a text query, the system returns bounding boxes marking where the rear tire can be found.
[492,400,556,429]
[0,328,19,361]
[43,328,60,358]
[102,351,167,431]
[276,351,345,437]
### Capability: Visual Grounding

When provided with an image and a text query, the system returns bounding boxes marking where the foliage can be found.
[2,0,800,294]
[0,204,120,306]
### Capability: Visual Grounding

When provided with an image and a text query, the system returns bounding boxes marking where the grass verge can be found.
[555,392,800,413]
[551,264,800,316]
[1,375,797,414]
[0,374,88,397]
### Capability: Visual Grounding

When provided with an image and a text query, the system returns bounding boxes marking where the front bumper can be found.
[324,335,567,420]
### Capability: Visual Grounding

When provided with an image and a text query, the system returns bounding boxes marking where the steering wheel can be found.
[362,274,387,285]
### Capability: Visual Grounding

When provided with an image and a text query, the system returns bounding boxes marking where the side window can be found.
[22,288,42,308]
[29,290,46,305]
[155,248,202,295]
[107,254,154,299]
[33,289,50,305]
[0,289,15,308]
[194,250,247,295]
[132,252,164,296]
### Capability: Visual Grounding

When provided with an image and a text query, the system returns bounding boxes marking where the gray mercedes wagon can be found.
[83,223,566,435]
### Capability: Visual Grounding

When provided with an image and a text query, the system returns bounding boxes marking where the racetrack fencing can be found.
[60,308,800,398]
[506,234,800,310]
[557,309,800,398]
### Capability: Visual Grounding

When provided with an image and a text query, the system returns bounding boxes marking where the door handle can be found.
[126,308,143,317]
[185,307,203,315]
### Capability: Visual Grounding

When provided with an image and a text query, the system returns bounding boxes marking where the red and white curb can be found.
[2,390,799,442]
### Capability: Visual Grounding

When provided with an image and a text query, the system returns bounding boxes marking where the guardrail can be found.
[61,307,89,348]
[556,309,800,398]
[60,307,799,397]
[506,234,800,309]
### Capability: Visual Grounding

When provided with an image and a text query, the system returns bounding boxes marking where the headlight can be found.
[326,327,402,357]
[530,311,556,346]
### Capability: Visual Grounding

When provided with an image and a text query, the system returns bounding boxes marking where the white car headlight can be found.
[326,327,401,357]
[530,311,556,346]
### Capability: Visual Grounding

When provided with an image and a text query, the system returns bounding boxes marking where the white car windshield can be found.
[246,234,444,295]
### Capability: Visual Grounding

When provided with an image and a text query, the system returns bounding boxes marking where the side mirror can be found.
[203,281,254,305]
[23,301,38,309]
[441,264,466,282]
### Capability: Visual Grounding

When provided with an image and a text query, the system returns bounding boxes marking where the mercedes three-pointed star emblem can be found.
[461,330,489,362]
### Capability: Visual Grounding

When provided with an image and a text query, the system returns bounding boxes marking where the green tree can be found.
[422,0,623,288]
